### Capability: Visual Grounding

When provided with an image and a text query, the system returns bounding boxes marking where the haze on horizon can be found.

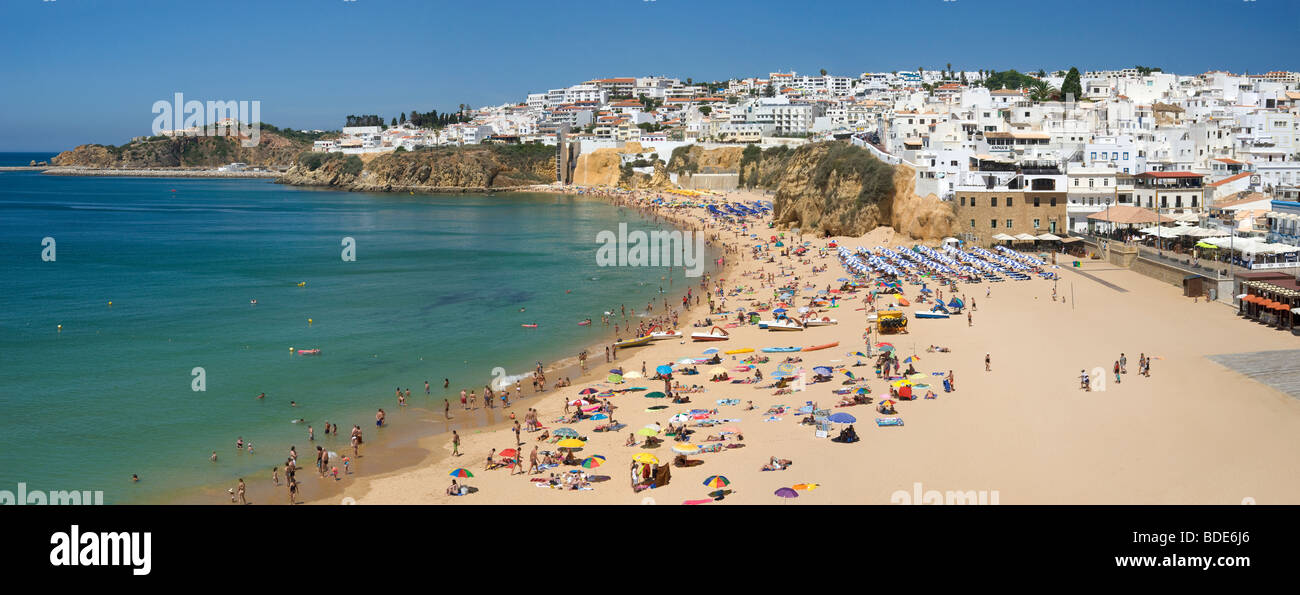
[0,0,1295,151]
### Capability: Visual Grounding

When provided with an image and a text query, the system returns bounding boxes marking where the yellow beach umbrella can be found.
[891,379,911,388]
[672,444,700,454]
[708,366,727,375]
[556,438,586,449]
[623,370,643,379]
[633,453,659,465]
[636,427,659,437]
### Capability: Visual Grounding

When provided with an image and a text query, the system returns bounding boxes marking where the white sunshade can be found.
[1013,233,1038,241]
[1036,233,1062,241]
[991,233,1015,241]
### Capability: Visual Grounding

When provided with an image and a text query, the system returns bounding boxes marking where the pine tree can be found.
[1061,67,1083,101]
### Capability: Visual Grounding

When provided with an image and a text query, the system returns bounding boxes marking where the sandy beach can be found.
[303,186,1300,506]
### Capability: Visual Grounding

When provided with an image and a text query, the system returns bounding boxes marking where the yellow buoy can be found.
[308,318,313,325]
[57,324,62,332]
[107,301,112,307]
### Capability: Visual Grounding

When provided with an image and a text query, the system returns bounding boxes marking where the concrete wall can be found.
[677,172,739,191]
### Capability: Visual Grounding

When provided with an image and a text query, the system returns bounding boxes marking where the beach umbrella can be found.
[644,423,662,432]
[579,388,598,395]
[774,487,799,499]
[877,344,895,353]
[645,391,666,399]
[702,348,719,354]
[669,413,690,424]
[607,373,623,383]
[881,399,896,406]
[581,455,606,468]
[843,370,856,379]
[852,352,868,358]
[773,308,787,314]
[703,475,731,488]
[837,278,849,282]
[449,468,473,478]
[609,368,623,374]
[499,448,518,460]
[813,366,832,376]
[557,438,586,449]
[623,370,643,379]
[827,412,856,424]
[655,365,673,375]
[891,379,911,388]
[855,387,869,394]
[633,453,659,465]
[676,358,695,365]
[672,444,700,455]
[636,427,659,437]
[567,398,591,406]
[646,405,668,411]
[553,427,580,438]
[590,413,608,420]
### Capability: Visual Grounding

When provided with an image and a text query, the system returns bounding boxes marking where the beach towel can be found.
[876,418,904,427]
[716,399,739,405]
[764,416,783,422]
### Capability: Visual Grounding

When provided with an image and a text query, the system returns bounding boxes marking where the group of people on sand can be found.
[1080,352,1151,390]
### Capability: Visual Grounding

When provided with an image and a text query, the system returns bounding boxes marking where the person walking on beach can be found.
[985,353,991,372]
[236,478,246,505]
[605,346,610,363]
[1114,361,1121,384]
[272,466,279,486]
[451,430,461,457]
[528,446,539,474]
[1080,369,1091,391]
[967,311,972,327]
[514,421,522,446]
[1120,353,1127,374]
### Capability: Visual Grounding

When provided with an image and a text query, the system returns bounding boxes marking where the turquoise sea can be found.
[0,169,709,503]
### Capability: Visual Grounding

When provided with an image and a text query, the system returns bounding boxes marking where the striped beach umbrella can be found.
[448,468,473,478]
[672,444,700,455]
[579,388,598,395]
[633,453,659,465]
[581,455,606,469]
[553,427,580,438]
[702,475,730,488]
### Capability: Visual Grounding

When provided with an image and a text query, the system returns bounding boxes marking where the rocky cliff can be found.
[51,127,321,169]
[749,141,954,240]
[277,144,556,191]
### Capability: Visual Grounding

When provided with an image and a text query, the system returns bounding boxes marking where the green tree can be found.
[699,106,712,116]
[1028,80,1060,103]
[390,117,397,126]
[400,112,406,124]
[1061,67,1083,101]
[820,68,827,77]
[763,83,775,97]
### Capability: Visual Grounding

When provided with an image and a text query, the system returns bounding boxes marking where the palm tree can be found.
[1028,80,1060,103]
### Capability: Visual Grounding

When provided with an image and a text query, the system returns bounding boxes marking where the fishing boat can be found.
[690,326,730,342]
[802,317,838,327]
[613,335,653,349]
[800,341,839,352]
[649,330,683,341]
[763,319,805,331]
[297,349,321,355]
[914,311,949,319]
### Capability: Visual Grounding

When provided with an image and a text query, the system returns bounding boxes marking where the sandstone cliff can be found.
[51,126,321,169]
[277,144,556,191]
[755,141,954,240]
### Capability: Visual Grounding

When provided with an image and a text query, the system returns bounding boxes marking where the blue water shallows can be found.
[0,172,704,502]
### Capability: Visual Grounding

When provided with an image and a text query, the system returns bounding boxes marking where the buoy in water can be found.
[308,318,313,325]
[57,324,62,332]
[107,301,112,307]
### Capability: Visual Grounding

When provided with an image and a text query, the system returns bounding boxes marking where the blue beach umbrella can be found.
[655,365,673,375]
[827,412,856,424]
[702,348,719,354]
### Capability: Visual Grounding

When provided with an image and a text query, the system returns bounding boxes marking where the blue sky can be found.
[1,0,1296,151]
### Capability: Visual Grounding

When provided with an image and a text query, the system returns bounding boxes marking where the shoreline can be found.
[37,167,283,178]
[161,184,733,504]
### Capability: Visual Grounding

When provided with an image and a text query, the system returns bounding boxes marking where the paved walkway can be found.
[1206,349,1300,399]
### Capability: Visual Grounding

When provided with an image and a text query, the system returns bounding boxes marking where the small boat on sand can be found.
[650,331,683,340]
[762,319,805,332]
[800,341,839,352]
[690,326,731,342]
[614,335,653,349]
[913,311,949,319]
[802,317,838,327]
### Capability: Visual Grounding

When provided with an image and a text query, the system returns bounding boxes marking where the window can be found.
[1091,152,1096,160]
[1103,178,1109,186]
[1033,218,1041,229]
[970,219,976,229]
[970,196,976,207]
[1050,198,1057,207]
[991,197,998,207]
[1006,219,1013,229]
[1006,197,1013,207]
[1123,152,1129,160]
[1034,197,1040,207]
[960,196,966,206]
[1089,178,1094,188]
[1074,178,1080,186]
[991,219,997,229]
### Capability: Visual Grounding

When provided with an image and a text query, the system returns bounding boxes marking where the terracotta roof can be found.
[1086,205,1162,224]
[1212,158,1244,165]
